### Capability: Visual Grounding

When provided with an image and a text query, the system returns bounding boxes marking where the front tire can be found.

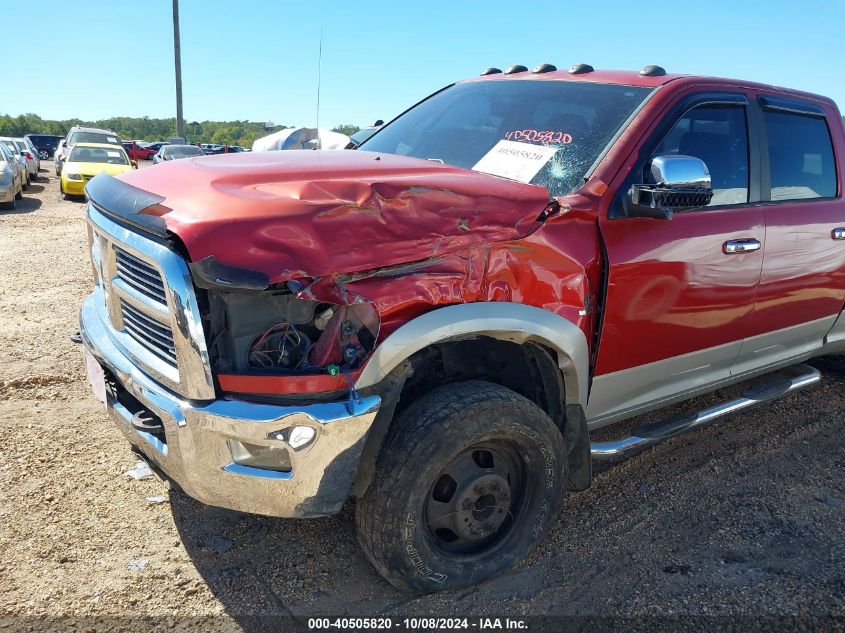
[356,380,565,593]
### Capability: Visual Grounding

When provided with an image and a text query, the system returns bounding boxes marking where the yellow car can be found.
[60,142,136,199]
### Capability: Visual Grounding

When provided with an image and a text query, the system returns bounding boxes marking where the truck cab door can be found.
[732,94,845,373]
[588,92,765,426]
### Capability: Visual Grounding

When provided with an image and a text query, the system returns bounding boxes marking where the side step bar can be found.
[590,364,821,460]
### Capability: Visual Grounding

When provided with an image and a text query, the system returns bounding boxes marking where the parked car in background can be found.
[19,137,41,174]
[56,126,123,178]
[12,138,39,180]
[60,142,135,199]
[203,144,248,155]
[122,142,157,160]
[26,133,64,160]
[0,138,30,190]
[145,141,169,153]
[54,140,66,175]
[0,142,23,209]
[152,144,205,164]
[345,125,382,149]
[65,126,122,148]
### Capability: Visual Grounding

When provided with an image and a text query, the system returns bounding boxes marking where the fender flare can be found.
[355,302,590,406]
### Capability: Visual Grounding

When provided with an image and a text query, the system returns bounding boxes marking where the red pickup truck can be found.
[80,63,844,593]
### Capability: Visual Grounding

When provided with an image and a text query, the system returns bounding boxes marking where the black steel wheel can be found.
[424,443,524,555]
[356,380,566,593]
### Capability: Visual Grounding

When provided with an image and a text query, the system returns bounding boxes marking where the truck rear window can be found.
[360,80,652,197]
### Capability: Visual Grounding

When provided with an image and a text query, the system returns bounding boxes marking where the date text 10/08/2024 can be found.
[307,617,529,630]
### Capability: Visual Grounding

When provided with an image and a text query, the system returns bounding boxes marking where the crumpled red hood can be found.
[118,150,550,284]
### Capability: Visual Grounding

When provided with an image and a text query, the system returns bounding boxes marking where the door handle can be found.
[832,228,845,240]
[723,239,762,254]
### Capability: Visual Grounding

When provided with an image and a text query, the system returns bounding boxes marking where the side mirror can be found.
[131,160,138,169]
[625,155,713,220]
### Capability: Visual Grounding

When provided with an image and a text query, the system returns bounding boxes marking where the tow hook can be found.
[131,410,164,433]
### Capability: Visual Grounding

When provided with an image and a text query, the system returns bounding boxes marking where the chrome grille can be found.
[120,299,177,366]
[88,203,215,400]
[114,246,167,304]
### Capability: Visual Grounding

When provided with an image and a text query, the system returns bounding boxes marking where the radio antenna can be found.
[316,28,323,148]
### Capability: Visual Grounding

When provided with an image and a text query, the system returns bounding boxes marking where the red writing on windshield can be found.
[505,130,572,145]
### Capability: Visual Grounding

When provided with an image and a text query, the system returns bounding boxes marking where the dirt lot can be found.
[1,164,844,631]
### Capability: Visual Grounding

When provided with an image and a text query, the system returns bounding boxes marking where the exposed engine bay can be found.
[204,289,379,377]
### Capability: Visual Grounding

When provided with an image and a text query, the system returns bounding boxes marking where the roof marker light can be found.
[639,65,667,77]
[568,63,594,75]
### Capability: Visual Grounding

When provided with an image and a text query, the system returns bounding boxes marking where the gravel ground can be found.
[1,166,844,631]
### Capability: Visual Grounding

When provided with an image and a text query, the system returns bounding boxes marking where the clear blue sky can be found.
[4,0,843,128]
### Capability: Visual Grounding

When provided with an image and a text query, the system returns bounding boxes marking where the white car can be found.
[0,142,23,210]
[54,139,66,175]
[17,137,40,175]
[12,138,39,180]
[0,137,29,190]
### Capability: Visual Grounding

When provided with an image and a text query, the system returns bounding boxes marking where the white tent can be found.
[251,127,350,152]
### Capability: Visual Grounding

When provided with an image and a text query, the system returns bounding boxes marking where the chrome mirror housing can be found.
[650,155,712,190]
[626,154,713,220]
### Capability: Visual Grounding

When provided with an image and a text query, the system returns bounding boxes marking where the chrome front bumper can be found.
[80,290,381,518]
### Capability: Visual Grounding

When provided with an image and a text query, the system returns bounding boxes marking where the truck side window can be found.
[652,105,749,206]
[763,111,836,200]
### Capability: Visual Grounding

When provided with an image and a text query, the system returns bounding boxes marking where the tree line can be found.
[0,113,362,147]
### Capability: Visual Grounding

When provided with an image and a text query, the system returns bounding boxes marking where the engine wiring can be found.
[248,322,312,370]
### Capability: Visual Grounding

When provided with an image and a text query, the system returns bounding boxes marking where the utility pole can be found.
[172,0,184,139]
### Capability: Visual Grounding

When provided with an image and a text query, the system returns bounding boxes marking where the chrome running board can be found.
[590,364,821,460]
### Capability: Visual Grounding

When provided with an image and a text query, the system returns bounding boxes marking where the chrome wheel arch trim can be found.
[354,302,589,406]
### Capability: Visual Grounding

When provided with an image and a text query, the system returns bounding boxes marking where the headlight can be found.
[65,171,82,181]
[0,170,11,185]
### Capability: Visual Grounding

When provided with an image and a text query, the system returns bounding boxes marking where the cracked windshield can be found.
[360,80,653,196]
